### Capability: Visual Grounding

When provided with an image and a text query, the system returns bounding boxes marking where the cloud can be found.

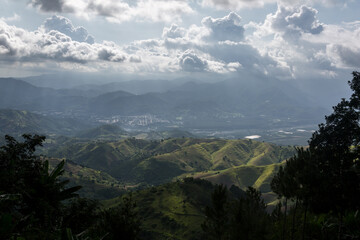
[124,11,295,75]
[201,0,353,10]
[245,4,360,79]
[178,50,208,72]
[0,18,128,66]
[126,11,295,76]
[201,12,245,42]
[162,12,245,48]
[2,6,358,77]
[0,14,21,22]
[30,0,65,12]
[162,24,187,39]
[29,0,194,23]
[42,15,94,44]
[202,0,274,10]
[262,5,324,41]
[327,44,360,69]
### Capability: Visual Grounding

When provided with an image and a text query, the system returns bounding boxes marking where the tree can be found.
[0,134,81,239]
[202,184,230,240]
[271,71,360,240]
[229,187,270,240]
[63,198,101,235]
[308,72,360,238]
[98,193,142,240]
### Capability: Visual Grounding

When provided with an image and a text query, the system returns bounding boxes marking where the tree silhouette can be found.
[229,187,270,240]
[99,193,142,240]
[308,72,360,238]
[202,184,229,240]
[0,134,81,239]
[271,71,360,240]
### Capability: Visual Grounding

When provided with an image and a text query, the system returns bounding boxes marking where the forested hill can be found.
[46,138,295,192]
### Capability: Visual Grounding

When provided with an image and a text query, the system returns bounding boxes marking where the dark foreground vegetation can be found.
[0,72,359,240]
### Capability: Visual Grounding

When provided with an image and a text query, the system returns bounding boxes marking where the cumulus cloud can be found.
[42,15,94,44]
[162,12,245,49]
[162,24,187,39]
[0,18,129,67]
[244,4,360,79]
[178,50,208,72]
[126,11,294,75]
[259,5,324,42]
[29,0,194,23]
[2,5,358,77]
[202,12,245,42]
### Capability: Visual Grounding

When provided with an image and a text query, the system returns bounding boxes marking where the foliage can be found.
[202,185,271,240]
[202,184,229,240]
[0,134,81,239]
[62,198,101,235]
[270,72,360,240]
[97,193,142,240]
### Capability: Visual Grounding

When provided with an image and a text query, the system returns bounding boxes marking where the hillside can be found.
[48,158,125,199]
[103,178,244,240]
[0,78,87,112]
[46,138,295,191]
[76,124,128,140]
[0,109,89,137]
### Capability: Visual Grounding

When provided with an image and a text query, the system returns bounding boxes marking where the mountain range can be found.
[0,76,329,137]
[45,137,295,195]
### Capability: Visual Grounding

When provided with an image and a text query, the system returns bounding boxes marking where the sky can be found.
[0,0,359,82]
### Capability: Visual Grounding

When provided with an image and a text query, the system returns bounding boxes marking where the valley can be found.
[0,75,327,145]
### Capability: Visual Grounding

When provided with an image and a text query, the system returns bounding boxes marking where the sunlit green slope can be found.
[47,138,295,188]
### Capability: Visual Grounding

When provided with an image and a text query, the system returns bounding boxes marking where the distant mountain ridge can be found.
[0,109,88,136]
[0,76,329,133]
[0,78,87,112]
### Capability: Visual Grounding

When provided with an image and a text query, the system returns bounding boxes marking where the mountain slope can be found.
[76,124,128,139]
[103,178,244,240]
[46,138,295,187]
[0,78,87,111]
[48,158,125,199]
[0,109,88,136]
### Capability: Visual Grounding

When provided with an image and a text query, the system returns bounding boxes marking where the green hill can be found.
[46,138,295,190]
[103,178,243,240]
[48,158,126,199]
[181,163,281,193]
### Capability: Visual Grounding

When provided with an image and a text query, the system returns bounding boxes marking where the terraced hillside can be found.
[46,138,295,192]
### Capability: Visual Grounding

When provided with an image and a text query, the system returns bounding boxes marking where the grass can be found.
[103,179,216,240]
[45,137,295,198]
